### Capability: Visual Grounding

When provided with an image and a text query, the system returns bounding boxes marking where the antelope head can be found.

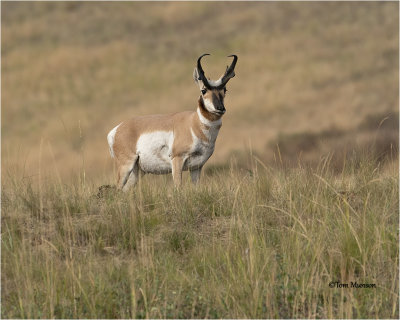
[193,54,238,115]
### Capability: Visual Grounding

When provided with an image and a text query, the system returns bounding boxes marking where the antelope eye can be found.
[201,89,207,95]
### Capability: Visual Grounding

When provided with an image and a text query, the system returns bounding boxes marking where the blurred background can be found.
[2,1,398,184]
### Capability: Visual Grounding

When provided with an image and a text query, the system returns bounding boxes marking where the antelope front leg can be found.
[171,157,184,187]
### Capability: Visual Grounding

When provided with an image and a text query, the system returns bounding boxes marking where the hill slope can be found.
[2,2,398,181]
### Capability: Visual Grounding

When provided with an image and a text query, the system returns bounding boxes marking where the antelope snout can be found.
[216,106,226,114]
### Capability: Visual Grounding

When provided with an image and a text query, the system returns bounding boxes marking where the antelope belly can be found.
[136,131,174,174]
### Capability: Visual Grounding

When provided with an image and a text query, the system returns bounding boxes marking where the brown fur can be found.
[114,112,190,163]
[114,109,212,158]
[112,102,224,188]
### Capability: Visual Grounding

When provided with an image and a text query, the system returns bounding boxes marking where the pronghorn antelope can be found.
[107,54,238,191]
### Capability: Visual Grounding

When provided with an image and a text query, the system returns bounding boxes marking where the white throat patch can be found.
[196,108,222,145]
[197,108,222,127]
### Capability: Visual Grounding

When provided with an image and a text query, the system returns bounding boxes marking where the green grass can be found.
[2,156,398,318]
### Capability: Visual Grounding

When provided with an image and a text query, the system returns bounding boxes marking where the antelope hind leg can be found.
[117,155,139,192]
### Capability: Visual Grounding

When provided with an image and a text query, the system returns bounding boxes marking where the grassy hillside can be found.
[1,2,399,319]
[2,2,398,181]
[2,158,398,318]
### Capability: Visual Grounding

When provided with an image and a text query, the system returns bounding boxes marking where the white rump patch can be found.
[136,131,174,174]
[107,123,121,158]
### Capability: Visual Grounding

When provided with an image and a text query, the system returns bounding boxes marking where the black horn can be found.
[196,53,212,89]
[218,54,238,88]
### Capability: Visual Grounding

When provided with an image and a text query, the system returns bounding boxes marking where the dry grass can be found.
[2,2,399,319]
[2,2,398,181]
[2,155,398,318]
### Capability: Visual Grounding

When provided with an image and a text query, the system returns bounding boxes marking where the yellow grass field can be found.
[2,2,399,319]
[2,1,398,181]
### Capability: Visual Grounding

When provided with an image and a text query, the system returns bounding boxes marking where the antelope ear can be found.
[193,68,200,83]
[193,68,205,89]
